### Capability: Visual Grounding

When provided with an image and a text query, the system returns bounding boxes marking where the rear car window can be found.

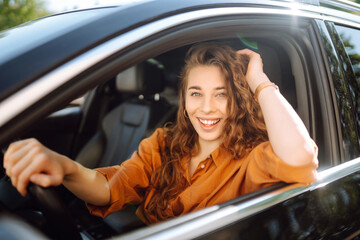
[335,25,360,81]
[334,24,360,148]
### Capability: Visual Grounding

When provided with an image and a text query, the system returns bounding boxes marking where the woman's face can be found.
[185,65,228,145]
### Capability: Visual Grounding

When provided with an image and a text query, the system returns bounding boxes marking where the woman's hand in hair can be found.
[237,49,317,167]
[236,49,270,93]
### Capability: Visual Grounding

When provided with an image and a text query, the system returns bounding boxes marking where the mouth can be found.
[198,118,221,127]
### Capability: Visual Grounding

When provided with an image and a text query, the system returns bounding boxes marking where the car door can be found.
[109,11,360,237]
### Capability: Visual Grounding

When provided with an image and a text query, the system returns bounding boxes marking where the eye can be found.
[217,93,227,97]
[190,92,201,97]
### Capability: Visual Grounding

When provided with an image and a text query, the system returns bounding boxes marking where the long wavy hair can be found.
[147,42,268,221]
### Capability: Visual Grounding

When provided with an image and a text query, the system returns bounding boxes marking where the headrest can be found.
[116,60,164,95]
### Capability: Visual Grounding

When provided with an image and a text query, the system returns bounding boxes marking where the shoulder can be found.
[241,141,277,166]
[246,141,284,163]
[147,128,165,143]
[139,128,165,152]
[248,141,271,154]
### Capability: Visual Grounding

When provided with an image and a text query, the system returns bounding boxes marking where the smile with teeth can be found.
[199,118,220,126]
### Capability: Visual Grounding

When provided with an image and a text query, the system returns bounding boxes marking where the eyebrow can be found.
[187,86,226,91]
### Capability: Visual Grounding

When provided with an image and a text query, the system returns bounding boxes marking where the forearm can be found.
[62,159,110,206]
[256,76,316,166]
[237,49,316,166]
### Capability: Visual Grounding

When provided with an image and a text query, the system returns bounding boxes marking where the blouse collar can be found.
[209,145,232,167]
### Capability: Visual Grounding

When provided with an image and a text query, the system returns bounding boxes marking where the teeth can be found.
[199,119,220,126]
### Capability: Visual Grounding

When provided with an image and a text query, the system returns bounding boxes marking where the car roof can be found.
[0,0,359,102]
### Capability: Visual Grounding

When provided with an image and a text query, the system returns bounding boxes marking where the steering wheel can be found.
[0,148,81,240]
[27,183,82,240]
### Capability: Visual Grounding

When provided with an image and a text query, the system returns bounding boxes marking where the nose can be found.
[201,96,216,113]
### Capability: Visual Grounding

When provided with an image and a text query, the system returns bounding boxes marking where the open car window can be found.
[3,23,319,234]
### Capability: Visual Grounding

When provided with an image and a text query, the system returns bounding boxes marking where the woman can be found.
[3,42,318,224]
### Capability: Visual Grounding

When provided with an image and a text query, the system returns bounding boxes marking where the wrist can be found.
[60,155,79,179]
[248,73,270,93]
[254,81,279,103]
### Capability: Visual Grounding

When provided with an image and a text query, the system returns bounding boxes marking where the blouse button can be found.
[201,164,205,169]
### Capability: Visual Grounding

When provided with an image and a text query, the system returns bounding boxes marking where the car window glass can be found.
[335,25,360,82]
[334,24,360,146]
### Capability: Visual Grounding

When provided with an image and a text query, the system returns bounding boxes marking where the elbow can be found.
[275,139,318,184]
[282,139,318,167]
[302,143,317,165]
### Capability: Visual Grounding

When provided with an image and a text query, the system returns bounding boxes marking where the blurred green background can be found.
[0,0,49,31]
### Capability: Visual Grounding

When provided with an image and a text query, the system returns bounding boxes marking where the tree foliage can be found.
[341,33,360,71]
[0,0,50,31]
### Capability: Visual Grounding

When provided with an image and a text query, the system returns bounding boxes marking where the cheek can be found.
[224,101,229,113]
[185,97,196,114]
[218,99,228,114]
[223,104,230,120]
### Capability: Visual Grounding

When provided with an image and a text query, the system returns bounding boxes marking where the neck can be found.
[197,138,222,157]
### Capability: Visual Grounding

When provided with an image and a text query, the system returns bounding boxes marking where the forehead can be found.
[186,65,225,89]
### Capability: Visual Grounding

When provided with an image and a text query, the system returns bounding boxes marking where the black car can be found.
[1,0,360,239]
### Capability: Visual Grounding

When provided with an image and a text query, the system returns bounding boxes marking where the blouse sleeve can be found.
[86,128,164,218]
[242,140,318,194]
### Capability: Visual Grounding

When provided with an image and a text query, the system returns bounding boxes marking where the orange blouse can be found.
[87,128,318,224]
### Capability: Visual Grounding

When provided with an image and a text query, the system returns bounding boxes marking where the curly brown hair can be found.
[147,42,268,221]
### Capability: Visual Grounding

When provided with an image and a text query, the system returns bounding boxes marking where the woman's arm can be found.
[3,138,110,206]
[237,49,317,166]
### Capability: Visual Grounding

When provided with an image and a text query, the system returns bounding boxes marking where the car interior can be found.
[0,34,326,239]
